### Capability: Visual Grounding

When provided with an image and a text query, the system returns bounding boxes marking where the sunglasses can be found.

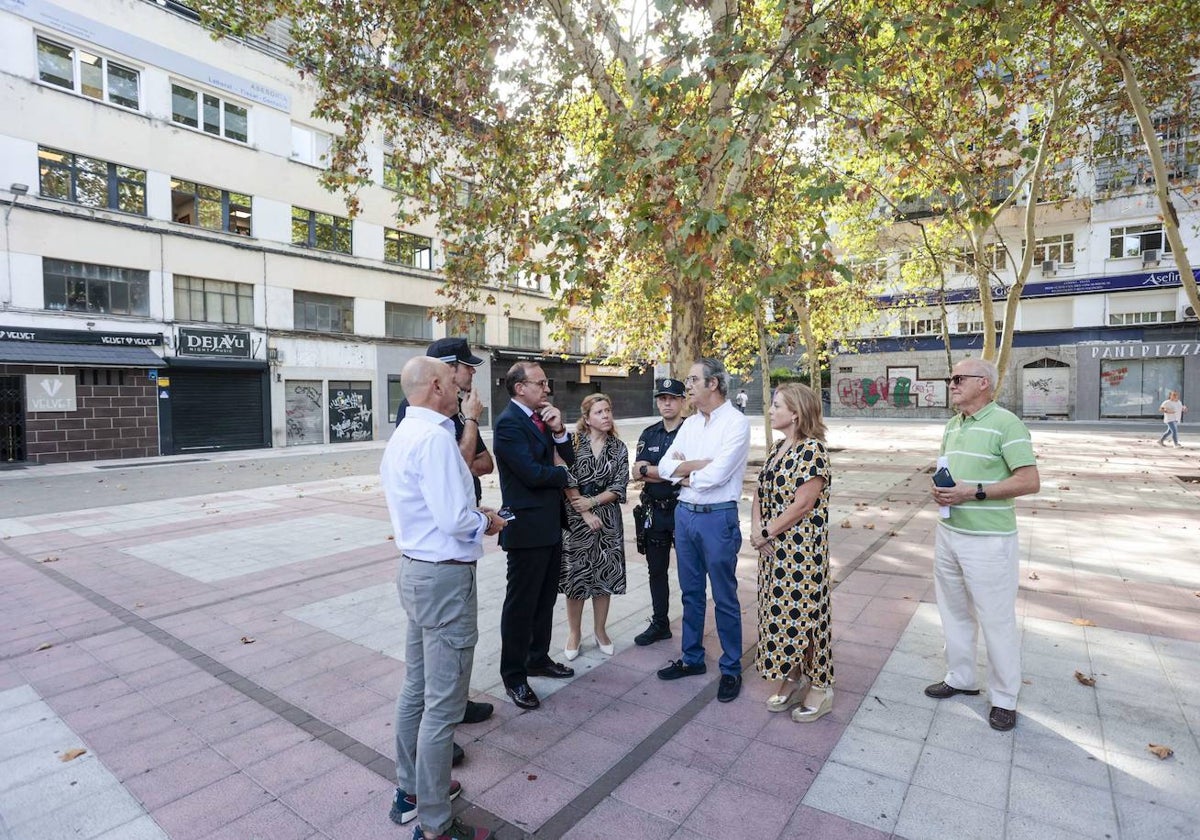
[945,374,987,386]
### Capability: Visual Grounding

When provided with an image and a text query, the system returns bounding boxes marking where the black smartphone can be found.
[932,467,955,488]
[497,506,516,522]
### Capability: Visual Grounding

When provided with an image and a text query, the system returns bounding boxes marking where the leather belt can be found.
[678,501,738,513]
[402,554,475,566]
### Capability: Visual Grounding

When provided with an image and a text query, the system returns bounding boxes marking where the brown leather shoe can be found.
[924,681,980,699]
[989,706,1017,731]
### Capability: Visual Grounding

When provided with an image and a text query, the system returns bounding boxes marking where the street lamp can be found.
[4,183,28,222]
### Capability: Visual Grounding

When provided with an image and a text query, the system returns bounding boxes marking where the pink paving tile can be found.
[537,682,620,728]
[611,754,718,824]
[567,662,648,699]
[151,772,275,840]
[472,764,585,834]
[121,657,198,690]
[61,688,156,732]
[161,684,244,724]
[659,718,751,773]
[690,693,771,740]
[481,707,573,759]
[189,700,278,744]
[27,661,114,698]
[682,778,797,839]
[340,713,394,756]
[80,707,177,753]
[832,641,891,671]
[783,804,893,839]
[209,719,314,767]
[754,706,846,762]
[244,737,349,794]
[578,698,671,746]
[322,797,402,840]
[138,671,226,706]
[444,738,529,796]
[124,749,240,811]
[726,739,819,804]
[826,661,880,696]
[536,728,630,786]
[278,761,392,829]
[563,797,678,840]
[202,800,316,840]
[305,685,392,728]
[98,725,211,781]
[42,675,133,713]
[619,669,711,714]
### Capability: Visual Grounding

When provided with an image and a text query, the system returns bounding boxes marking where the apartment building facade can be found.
[0,0,641,464]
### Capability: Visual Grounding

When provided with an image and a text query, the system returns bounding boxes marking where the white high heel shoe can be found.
[564,644,580,661]
[597,640,614,656]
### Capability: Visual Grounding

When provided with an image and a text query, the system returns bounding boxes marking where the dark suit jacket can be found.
[494,401,576,549]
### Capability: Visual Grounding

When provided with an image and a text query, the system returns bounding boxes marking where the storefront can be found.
[1077,339,1200,420]
[158,327,271,454]
[488,350,653,421]
[0,326,163,464]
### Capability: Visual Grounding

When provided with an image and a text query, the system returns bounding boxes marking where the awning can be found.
[0,341,163,368]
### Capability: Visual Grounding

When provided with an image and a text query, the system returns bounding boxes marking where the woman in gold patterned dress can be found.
[750,382,834,722]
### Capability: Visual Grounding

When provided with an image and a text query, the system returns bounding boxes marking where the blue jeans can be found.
[395,558,477,836]
[1160,421,1179,445]
[674,504,743,676]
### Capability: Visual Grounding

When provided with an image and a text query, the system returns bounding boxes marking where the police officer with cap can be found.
[632,377,686,646]
[394,337,495,741]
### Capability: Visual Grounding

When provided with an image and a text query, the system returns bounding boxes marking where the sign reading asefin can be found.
[25,374,77,412]
[178,328,251,358]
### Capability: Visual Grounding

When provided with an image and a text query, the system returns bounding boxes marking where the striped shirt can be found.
[939,402,1036,536]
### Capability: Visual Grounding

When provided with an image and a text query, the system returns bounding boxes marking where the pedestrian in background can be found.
[751,383,834,722]
[560,393,629,659]
[382,357,506,840]
[735,388,749,413]
[1158,390,1187,448]
[632,378,686,647]
[928,358,1040,732]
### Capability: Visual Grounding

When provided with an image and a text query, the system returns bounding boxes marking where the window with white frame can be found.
[291,124,332,167]
[36,36,139,110]
[509,318,540,349]
[383,151,427,196]
[171,179,251,236]
[384,303,432,340]
[1027,233,1074,265]
[174,276,254,325]
[43,259,149,315]
[39,146,145,215]
[448,312,486,346]
[171,84,248,142]
[384,229,434,270]
[900,316,942,336]
[1108,310,1176,326]
[567,328,586,355]
[453,177,474,208]
[954,319,1004,334]
[294,291,354,333]
[1109,224,1170,259]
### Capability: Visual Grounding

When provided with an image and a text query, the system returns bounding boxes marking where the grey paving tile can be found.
[801,761,906,834]
[910,744,1008,810]
[826,724,922,783]
[1106,747,1200,815]
[1007,765,1119,838]
[924,702,1014,764]
[847,694,935,743]
[92,815,170,840]
[859,669,940,711]
[7,785,147,839]
[1011,723,1110,790]
[1113,794,1196,840]
[893,785,1004,840]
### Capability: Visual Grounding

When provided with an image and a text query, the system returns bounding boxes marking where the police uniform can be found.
[634,378,684,642]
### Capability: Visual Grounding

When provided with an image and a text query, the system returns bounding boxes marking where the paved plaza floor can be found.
[0,418,1197,839]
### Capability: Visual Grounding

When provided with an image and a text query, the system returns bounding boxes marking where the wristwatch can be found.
[639,464,649,478]
[975,483,987,501]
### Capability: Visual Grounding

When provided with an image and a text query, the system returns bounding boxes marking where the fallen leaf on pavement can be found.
[1060,485,1070,491]
[1074,671,1096,687]
[39,557,59,563]
[1028,571,1040,580]
[526,774,538,781]
[863,523,875,530]
[1022,679,1032,685]
[888,530,899,536]
[134,602,144,608]
[35,642,53,651]
[840,520,851,529]
[240,636,256,644]
[1147,744,1174,760]
[59,748,86,762]
[1071,618,1096,627]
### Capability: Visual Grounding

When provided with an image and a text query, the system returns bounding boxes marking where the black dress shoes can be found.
[924,681,980,699]
[526,661,574,679]
[506,683,540,710]
[461,700,494,724]
[452,742,465,766]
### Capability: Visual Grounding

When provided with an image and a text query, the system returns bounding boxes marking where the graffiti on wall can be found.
[285,381,324,446]
[328,386,373,442]
[837,366,947,410]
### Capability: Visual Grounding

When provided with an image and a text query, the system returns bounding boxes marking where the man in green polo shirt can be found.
[926,358,1040,732]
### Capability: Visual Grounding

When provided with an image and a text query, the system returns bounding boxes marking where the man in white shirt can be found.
[656,358,751,702]
[382,357,507,840]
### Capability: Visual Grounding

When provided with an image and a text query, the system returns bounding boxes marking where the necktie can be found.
[531,412,547,433]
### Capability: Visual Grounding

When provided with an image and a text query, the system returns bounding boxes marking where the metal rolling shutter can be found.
[169,368,267,451]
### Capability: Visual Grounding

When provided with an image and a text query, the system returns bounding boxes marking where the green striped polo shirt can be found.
[940,402,1037,536]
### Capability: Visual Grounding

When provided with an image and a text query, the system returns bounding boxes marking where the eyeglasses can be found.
[520,378,550,389]
[945,374,987,386]
[684,375,707,385]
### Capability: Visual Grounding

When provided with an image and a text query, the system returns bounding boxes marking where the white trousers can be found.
[933,527,1021,710]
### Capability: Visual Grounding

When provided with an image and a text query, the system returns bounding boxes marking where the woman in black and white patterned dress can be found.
[560,393,629,660]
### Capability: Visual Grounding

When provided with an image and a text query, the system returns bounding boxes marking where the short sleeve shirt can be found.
[636,420,681,503]
[940,402,1036,536]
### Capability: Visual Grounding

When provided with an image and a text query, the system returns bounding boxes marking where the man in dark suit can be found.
[494,361,576,710]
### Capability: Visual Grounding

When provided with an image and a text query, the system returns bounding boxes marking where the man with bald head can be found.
[382,356,506,840]
[927,358,1039,733]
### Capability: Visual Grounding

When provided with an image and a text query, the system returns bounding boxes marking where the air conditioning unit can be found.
[1041,259,1057,275]
[1184,305,1198,320]
[1142,248,1161,266]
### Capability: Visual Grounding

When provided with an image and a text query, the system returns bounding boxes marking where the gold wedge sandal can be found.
[766,673,811,712]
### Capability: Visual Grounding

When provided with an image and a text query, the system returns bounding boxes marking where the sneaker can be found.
[717,674,742,702]
[657,659,707,680]
[1160,439,1167,446]
[389,779,463,825]
[634,620,672,646]
[412,817,491,840]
